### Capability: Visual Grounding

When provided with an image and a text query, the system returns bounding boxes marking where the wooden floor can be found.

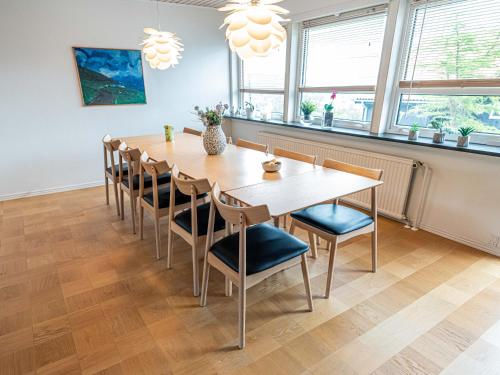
[1,187,500,375]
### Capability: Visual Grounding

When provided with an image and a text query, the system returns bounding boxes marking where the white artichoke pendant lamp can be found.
[219,0,289,60]
[141,1,183,70]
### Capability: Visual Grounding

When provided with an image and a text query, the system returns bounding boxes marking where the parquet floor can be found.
[1,187,500,375]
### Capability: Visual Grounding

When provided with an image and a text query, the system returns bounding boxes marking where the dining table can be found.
[122,132,383,221]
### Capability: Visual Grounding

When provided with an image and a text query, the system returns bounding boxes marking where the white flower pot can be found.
[203,125,227,155]
[457,135,470,147]
[246,109,254,119]
[408,130,419,141]
[432,132,446,144]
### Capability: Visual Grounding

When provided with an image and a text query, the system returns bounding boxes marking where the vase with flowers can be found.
[323,89,336,127]
[194,102,229,155]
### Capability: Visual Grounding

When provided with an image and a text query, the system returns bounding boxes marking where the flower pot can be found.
[408,130,419,141]
[246,109,254,119]
[303,113,312,123]
[203,125,227,155]
[432,132,446,144]
[457,135,470,147]
[323,111,333,127]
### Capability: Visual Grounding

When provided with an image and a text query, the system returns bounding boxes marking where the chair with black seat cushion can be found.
[200,183,313,349]
[167,165,226,296]
[139,155,205,260]
[289,158,383,299]
[118,145,170,235]
[102,134,127,216]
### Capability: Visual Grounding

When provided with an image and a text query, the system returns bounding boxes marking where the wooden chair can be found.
[289,159,383,298]
[200,183,313,349]
[138,154,197,259]
[236,138,268,153]
[102,135,126,216]
[183,127,203,137]
[167,165,226,296]
[118,145,170,235]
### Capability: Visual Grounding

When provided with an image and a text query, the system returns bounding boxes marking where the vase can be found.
[432,132,446,144]
[164,125,174,142]
[408,130,419,141]
[246,109,254,119]
[203,125,227,155]
[323,111,333,127]
[457,135,470,147]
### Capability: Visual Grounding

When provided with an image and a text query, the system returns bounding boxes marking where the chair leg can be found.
[200,261,210,307]
[120,189,125,220]
[154,216,161,260]
[316,234,321,246]
[289,221,296,235]
[283,214,287,230]
[105,177,109,205]
[113,181,120,217]
[130,194,136,234]
[191,242,200,297]
[371,230,377,273]
[325,238,338,299]
[225,277,233,297]
[300,254,313,312]
[139,205,144,240]
[238,286,246,349]
[308,232,318,259]
[167,227,173,269]
[273,217,279,227]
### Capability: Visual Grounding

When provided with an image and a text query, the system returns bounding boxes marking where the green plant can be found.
[410,123,420,132]
[301,101,317,116]
[245,101,255,111]
[429,116,450,133]
[324,103,334,112]
[457,126,475,137]
[193,102,228,126]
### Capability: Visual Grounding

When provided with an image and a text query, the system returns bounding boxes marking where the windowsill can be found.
[226,116,500,158]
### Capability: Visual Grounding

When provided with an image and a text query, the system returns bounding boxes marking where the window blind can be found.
[402,0,500,81]
[301,6,388,88]
[241,46,286,90]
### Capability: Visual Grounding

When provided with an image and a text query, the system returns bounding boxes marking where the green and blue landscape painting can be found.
[73,47,146,106]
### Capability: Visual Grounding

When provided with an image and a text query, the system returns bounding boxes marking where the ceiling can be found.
[156,0,227,8]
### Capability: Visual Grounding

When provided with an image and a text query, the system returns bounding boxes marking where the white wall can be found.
[229,119,500,257]
[0,0,229,199]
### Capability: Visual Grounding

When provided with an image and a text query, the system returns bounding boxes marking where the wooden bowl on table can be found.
[262,159,282,173]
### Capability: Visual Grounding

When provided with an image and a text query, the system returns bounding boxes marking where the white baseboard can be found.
[0,181,103,201]
[418,223,500,257]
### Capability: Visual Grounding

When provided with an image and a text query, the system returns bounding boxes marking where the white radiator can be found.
[257,131,417,221]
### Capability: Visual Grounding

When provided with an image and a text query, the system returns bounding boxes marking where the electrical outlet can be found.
[487,234,500,249]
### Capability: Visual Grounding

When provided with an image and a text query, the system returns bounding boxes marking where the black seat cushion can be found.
[143,188,207,209]
[210,223,308,275]
[122,173,171,191]
[106,164,128,177]
[173,202,226,236]
[291,204,373,235]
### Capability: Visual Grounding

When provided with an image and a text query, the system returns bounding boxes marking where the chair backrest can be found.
[206,183,272,282]
[236,138,268,153]
[170,165,212,235]
[139,152,170,207]
[274,147,317,164]
[118,143,142,191]
[183,127,203,137]
[102,135,121,177]
[323,159,383,181]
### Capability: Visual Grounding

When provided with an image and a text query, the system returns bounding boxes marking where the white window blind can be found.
[241,47,286,90]
[301,6,387,88]
[402,0,500,82]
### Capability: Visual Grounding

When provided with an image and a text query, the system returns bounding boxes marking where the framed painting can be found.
[73,47,146,106]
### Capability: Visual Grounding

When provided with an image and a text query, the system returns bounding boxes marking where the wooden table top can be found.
[225,167,383,217]
[122,133,316,191]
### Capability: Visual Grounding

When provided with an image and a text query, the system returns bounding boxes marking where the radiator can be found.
[257,131,417,221]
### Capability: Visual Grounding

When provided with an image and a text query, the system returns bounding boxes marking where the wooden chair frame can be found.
[289,158,383,299]
[236,138,269,153]
[167,165,223,296]
[102,136,122,216]
[138,156,193,260]
[183,127,203,137]
[200,183,313,349]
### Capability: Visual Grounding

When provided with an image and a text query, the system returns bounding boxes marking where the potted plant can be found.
[323,90,336,127]
[301,100,317,122]
[408,123,420,141]
[457,126,474,147]
[193,102,229,155]
[429,117,450,144]
[245,101,255,119]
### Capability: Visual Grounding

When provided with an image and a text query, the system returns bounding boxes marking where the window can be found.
[392,0,500,139]
[298,6,387,127]
[239,47,286,119]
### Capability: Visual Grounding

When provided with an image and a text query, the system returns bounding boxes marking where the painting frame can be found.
[72,46,147,107]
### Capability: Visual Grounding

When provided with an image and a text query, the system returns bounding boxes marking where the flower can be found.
[330,89,337,101]
[193,102,229,127]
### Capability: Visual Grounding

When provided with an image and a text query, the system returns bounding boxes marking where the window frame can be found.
[295,5,389,130]
[386,0,500,146]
